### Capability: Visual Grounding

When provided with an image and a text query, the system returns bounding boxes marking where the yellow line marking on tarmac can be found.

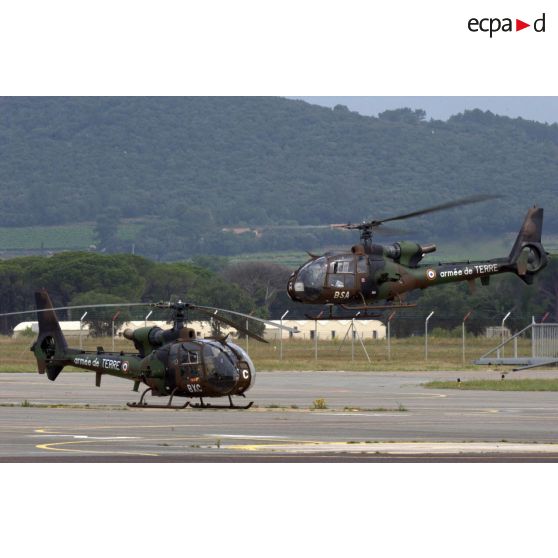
[36,440,159,457]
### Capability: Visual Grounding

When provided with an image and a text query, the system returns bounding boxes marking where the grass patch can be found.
[0,334,541,373]
[424,379,558,391]
[0,221,144,251]
[311,398,327,410]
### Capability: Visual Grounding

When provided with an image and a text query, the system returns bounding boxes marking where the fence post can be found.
[387,311,396,361]
[144,310,153,328]
[425,311,434,360]
[462,310,472,364]
[531,316,535,357]
[79,311,87,349]
[111,310,120,352]
[351,319,356,361]
[280,310,289,361]
[500,311,512,358]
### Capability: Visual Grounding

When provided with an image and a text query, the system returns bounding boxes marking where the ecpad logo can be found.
[468,13,546,37]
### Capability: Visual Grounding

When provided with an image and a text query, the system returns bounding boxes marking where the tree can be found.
[220,262,292,314]
[69,291,133,336]
[94,208,121,252]
[378,107,426,124]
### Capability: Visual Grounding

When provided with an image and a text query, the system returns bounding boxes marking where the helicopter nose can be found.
[287,272,304,302]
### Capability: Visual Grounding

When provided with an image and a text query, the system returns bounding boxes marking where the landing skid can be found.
[127,388,253,410]
[127,387,190,409]
[190,395,254,410]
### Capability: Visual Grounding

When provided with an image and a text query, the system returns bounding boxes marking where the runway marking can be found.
[227,441,558,455]
[207,434,288,439]
[36,439,159,457]
[34,425,206,434]
[32,434,139,440]
[319,412,409,417]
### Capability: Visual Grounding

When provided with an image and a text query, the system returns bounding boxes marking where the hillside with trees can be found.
[0,97,557,260]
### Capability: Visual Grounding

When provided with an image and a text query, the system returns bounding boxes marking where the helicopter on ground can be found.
[3,290,294,409]
[286,196,549,313]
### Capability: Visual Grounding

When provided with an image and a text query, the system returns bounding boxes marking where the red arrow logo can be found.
[516,19,530,31]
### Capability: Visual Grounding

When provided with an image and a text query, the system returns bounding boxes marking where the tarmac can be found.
[1,369,558,462]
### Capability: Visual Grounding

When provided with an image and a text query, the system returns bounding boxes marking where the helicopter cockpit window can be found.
[297,257,327,289]
[203,343,236,379]
[327,256,355,289]
[327,274,355,288]
[328,257,354,274]
[178,343,201,377]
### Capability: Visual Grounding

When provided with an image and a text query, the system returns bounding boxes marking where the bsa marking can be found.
[426,269,437,280]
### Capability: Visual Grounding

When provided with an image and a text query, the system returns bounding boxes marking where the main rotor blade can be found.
[195,308,269,344]
[261,223,410,236]
[0,302,149,319]
[373,194,501,226]
[191,304,297,333]
[0,298,297,335]
[331,223,410,236]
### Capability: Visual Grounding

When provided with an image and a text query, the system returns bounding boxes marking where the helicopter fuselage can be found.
[287,245,513,306]
[34,325,255,401]
[288,207,548,308]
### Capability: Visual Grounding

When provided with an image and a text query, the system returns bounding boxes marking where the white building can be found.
[14,318,386,342]
[264,319,386,341]
[13,321,89,337]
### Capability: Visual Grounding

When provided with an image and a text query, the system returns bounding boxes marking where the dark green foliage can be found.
[94,208,121,252]
[0,97,557,260]
[0,252,257,333]
[69,291,132,336]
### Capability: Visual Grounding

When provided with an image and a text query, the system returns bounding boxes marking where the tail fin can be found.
[31,290,69,381]
[508,207,548,284]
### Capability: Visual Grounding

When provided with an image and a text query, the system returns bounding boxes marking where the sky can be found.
[290,97,558,124]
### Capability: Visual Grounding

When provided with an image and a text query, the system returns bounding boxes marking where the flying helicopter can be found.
[285,196,549,313]
[2,290,294,409]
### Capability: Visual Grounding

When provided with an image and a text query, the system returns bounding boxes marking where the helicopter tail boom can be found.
[31,290,69,381]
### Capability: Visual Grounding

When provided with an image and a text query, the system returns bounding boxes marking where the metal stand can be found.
[127,387,190,409]
[337,320,371,362]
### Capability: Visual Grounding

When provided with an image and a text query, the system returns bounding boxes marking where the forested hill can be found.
[1,97,557,260]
